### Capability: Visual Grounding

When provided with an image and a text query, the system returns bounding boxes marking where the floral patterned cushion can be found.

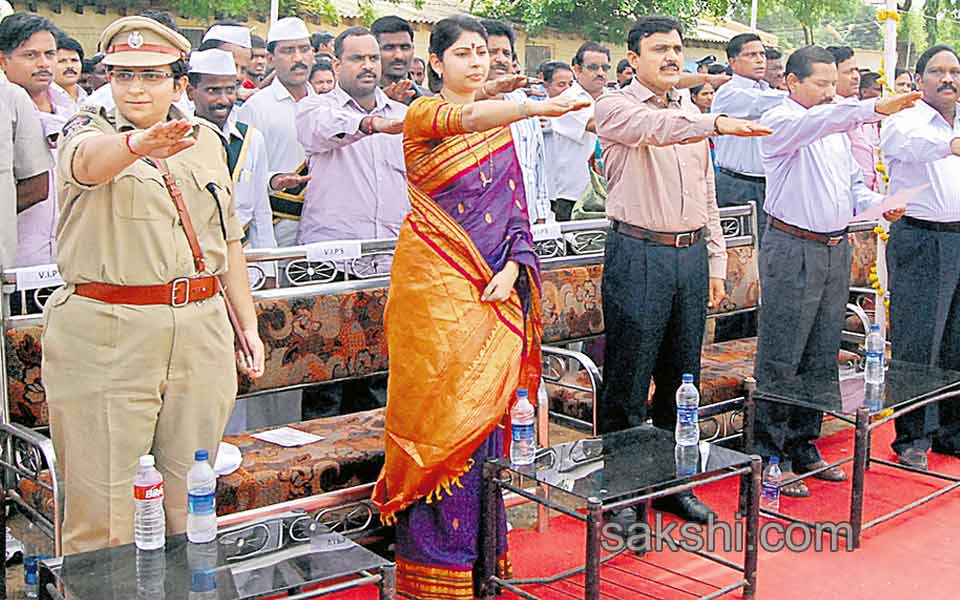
[850,230,878,288]
[18,408,386,523]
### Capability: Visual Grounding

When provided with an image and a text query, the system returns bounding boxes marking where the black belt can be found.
[718,167,765,185]
[902,215,960,233]
[611,220,705,248]
[769,217,846,246]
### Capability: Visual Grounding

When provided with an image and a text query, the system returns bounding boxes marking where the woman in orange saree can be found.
[370,15,590,600]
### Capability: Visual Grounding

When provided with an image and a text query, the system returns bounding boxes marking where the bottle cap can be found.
[195,449,209,462]
[870,324,881,332]
[681,374,694,383]
[769,456,779,465]
[516,388,529,398]
[139,454,155,467]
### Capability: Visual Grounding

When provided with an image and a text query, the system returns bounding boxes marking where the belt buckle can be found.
[827,236,844,247]
[171,278,190,307]
[675,232,695,248]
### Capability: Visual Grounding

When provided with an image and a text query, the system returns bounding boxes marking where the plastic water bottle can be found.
[186,449,218,543]
[134,454,166,551]
[761,457,782,512]
[22,521,47,599]
[510,388,536,466]
[675,374,700,446]
[864,324,885,412]
[675,443,699,477]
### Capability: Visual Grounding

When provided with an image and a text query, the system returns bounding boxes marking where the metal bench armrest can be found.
[0,423,63,556]
[542,345,603,436]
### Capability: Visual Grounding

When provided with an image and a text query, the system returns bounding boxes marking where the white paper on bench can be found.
[305,240,363,262]
[532,223,562,242]
[15,264,64,291]
[251,427,325,447]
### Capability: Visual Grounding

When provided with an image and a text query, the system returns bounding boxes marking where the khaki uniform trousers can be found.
[42,290,237,554]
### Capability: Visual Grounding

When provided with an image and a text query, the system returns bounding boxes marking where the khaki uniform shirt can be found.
[56,105,243,286]
[0,79,53,270]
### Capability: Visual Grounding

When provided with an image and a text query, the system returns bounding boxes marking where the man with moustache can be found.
[0,13,74,268]
[881,45,960,469]
[543,41,609,221]
[54,33,86,105]
[410,56,426,87]
[764,47,786,91]
[295,27,407,414]
[187,48,300,433]
[754,46,918,496]
[245,35,268,85]
[829,46,880,191]
[481,19,551,224]
[371,16,428,104]
[237,17,314,247]
[596,15,770,524]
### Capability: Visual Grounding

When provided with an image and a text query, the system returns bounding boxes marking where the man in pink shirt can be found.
[828,46,880,190]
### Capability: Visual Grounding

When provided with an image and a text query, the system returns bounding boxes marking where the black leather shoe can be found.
[932,441,960,458]
[897,447,928,470]
[652,494,716,525]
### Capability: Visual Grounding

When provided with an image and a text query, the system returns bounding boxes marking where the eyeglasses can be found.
[111,70,175,84]
[584,63,612,73]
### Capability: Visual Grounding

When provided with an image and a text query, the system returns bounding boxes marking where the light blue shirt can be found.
[505,90,552,224]
[760,97,883,233]
[711,74,786,176]
[880,100,960,222]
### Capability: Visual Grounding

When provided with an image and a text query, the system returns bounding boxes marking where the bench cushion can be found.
[849,230,877,288]
[548,337,861,423]
[18,409,386,523]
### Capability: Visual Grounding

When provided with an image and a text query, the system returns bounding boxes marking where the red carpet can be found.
[331,423,960,599]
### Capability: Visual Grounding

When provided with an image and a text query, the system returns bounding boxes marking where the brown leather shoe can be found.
[779,473,810,498]
[797,460,848,482]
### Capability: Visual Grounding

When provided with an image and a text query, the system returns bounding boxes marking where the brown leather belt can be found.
[769,217,846,246]
[74,276,220,307]
[718,167,766,185]
[611,220,705,248]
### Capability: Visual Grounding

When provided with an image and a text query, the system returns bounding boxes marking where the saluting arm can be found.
[460,95,592,132]
[72,119,197,186]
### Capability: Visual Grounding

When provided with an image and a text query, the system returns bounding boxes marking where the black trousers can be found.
[598,228,708,434]
[753,227,852,472]
[889,220,960,453]
[714,170,765,341]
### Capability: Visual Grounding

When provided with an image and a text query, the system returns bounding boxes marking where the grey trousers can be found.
[598,229,708,434]
[753,227,852,471]
[888,219,960,453]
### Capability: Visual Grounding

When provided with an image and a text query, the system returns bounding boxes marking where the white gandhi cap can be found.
[202,24,252,49]
[267,17,310,43]
[189,48,238,76]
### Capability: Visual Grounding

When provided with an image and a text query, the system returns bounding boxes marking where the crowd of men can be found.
[4,7,960,528]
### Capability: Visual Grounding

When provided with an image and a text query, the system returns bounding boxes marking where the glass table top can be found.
[754,360,960,416]
[43,512,391,599]
[495,425,753,505]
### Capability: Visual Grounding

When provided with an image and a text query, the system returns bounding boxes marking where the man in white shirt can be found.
[236,17,315,247]
[54,34,87,106]
[188,49,300,433]
[543,42,608,220]
[881,44,960,470]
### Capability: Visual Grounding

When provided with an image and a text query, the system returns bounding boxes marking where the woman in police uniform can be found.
[44,16,265,553]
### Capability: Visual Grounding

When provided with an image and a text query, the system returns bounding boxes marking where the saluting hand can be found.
[128,119,196,158]
[530,95,592,118]
[373,117,405,135]
[875,91,923,116]
[714,116,774,137]
[270,172,312,191]
[383,79,416,103]
[482,74,530,98]
[706,73,732,88]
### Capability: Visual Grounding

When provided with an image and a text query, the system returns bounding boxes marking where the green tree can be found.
[473,0,741,43]
[758,0,860,45]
